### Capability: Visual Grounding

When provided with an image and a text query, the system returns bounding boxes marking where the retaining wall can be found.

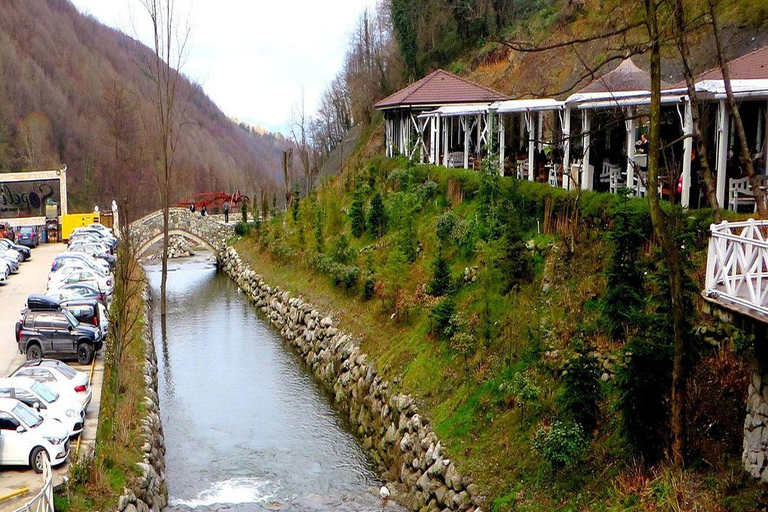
[116,292,168,512]
[220,247,485,512]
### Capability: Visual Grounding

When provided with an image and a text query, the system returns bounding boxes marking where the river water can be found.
[146,256,400,512]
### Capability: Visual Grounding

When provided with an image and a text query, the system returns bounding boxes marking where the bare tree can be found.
[141,0,191,316]
[707,0,767,217]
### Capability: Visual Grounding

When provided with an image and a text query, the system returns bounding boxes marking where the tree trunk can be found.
[671,0,721,219]
[645,0,687,467]
[708,0,767,217]
[161,192,169,315]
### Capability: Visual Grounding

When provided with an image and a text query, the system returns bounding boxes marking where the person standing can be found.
[223,200,230,223]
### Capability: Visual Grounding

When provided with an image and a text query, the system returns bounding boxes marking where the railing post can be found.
[705,222,719,293]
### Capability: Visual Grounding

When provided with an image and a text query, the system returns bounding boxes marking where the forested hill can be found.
[0,0,287,215]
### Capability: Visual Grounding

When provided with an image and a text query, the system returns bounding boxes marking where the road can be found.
[0,243,105,511]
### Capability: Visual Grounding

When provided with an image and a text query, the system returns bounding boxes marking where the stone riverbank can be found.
[220,247,485,512]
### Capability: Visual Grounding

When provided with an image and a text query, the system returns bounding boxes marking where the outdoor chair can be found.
[729,175,768,212]
[608,165,625,194]
[599,160,611,185]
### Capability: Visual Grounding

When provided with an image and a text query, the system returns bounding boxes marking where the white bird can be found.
[379,485,390,500]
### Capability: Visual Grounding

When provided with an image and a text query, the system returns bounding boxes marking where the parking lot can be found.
[0,243,104,511]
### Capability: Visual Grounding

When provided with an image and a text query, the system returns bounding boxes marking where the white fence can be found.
[705,218,768,317]
[11,458,54,512]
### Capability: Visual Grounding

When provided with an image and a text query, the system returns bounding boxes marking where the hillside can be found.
[0,0,288,216]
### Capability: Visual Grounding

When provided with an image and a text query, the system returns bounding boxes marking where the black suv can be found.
[15,295,102,364]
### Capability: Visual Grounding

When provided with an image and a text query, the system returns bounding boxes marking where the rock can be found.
[123,504,138,512]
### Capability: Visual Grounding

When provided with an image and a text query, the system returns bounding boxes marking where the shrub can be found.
[368,192,387,237]
[557,347,603,433]
[332,234,356,265]
[241,199,248,223]
[499,371,540,427]
[427,250,452,296]
[349,185,366,237]
[533,421,587,475]
[234,221,251,236]
[314,209,324,253]
[436,212,456,245]
[498,200,532,292]
[417,180,440,203]
[362,275,376,300]
[615,337,672,462]
[333,265,360,290]
[399,219,418,264]
[602,197,648,340]
[429,296,456,339]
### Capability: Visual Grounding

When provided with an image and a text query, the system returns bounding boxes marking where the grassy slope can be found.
[234,130,765,511]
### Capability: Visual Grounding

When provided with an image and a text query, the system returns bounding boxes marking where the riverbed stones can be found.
[220,246,484,511]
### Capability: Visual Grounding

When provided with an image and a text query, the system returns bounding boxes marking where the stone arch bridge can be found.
[131,207,234,258]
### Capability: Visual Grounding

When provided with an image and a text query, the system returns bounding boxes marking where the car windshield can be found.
[63,310,80,327]
[30,381,58,403]
[13,402,42,428]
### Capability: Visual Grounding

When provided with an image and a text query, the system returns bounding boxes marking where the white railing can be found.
[705,219,768,317]
[11,457,54,512]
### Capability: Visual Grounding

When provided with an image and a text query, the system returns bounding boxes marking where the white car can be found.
[0,378,85,437]
[0,259,9,283]
[0,249,20,273]
[86,223,115,237]
[50,261,112,280]
[0,397,69,473]
[53,252,110,274]
[10,359,93,411]
[48,268,113,295]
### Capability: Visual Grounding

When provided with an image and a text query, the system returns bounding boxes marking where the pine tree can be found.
[428,249,451,296]
[241,199,248,223]
[291,184,301,222]
[349,185,366,237]
[367,192,387,238]
[399,218,418,263]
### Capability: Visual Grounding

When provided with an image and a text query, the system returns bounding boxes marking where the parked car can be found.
[9,359,92,411]
[16,295,102,364]
[68,245,115,268]
[0,221,15,242]
[52,252,110,274]
[0,377,85,437]
[48,268,113,296]
[0,260,9,284]
[0,397,69,473]
[47,284,107,305]
[60,298,109,339]
[16,227,39,248]
[71,228,117,251]
[0,249,20,274]
[0,237,31,260]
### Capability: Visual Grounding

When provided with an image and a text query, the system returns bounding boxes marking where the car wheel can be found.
[26,343,43,361]
[30,446,48,474]
[77,342,94,365]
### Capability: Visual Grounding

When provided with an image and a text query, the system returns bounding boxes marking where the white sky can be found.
[70,0,377,134]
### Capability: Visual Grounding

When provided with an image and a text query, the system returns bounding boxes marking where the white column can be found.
[526,112,535,181]
[716,99,729,207]
[682,100,693,208]
[537,111,544,151]
[626,106,636,194]
[463,116,470,169]
[429,116,436,164]
[60,165,68,217]
[563,107,572,190]
[582,109,591,190]
[499,113,506,176]
[443,115,449,167]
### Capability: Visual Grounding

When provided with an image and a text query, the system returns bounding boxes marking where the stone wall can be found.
[116,292,168,512]
[220,247,485,512]
[744,369,768,482]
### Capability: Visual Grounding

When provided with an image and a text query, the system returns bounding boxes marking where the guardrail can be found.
[705,218,768,317]
[11,457,54,512]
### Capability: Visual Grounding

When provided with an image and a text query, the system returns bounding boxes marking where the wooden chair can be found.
[729,175,768,211]
[599,160,611,185]
[609,165,625,194]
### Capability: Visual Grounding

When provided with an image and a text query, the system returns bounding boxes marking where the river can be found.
[146,255,401,512]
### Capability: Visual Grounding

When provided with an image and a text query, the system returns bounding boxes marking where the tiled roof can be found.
[579,58,671,93]
[695,45,768,81]
[374,69,508,109]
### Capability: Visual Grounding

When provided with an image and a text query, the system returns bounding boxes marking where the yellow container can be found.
[62,213,100,241]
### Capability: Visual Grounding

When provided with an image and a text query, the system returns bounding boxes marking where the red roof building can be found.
[376,70,507,161]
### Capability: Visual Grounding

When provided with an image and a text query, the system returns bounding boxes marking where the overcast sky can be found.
[70,0,377,135]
